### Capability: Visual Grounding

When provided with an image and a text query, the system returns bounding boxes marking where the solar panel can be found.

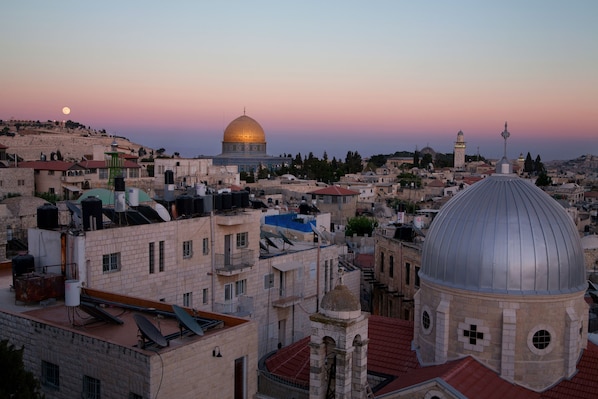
[79,301,124,325]
[172,304,204,337]
[134,314,168,348]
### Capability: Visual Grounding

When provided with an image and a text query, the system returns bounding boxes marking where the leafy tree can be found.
[0,340,45,398]
[413,151,420,168]
[36,192,60,204]
[397,173,422,188]
[524,152,534,173]
[345,216,378,237]
[421,153,433,170]
[535,171,552,187]
[369,154,387,168]
[534,154,544,174]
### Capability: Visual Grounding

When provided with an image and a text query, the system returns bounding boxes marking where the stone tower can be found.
[309,274,369,399]
[453,130,466,170]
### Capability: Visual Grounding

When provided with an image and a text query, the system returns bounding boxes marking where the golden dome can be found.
[223,115,266,143]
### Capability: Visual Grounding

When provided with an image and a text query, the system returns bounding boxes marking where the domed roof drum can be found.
[320,284,361,319]
[421,174,586,295]
[223,115,266,143]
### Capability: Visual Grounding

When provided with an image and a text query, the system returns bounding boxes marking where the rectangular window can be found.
[49,187,55,194]
[18,179,26,186]
[102,252,120,273]
[415,266,420,287]
[389,255,394,278]
[183,292,192,307]
[236,232,248,248]
[99,168,108,179]
[203,238,209,255]
[225,283,233,301]
[159,241,165,272]
[129,168,139,178]
[264,273,274,289]
[203,288,209,304]
[380,252,385,273]
[235,279,247,296]
[405,263,411,285]
[183,240,193,259]
[48,170,55,176]
[149,242,155,274]
[324,261,329,293]
[83,375,101,399]
[129,393,143,399]
[41,360,59,389]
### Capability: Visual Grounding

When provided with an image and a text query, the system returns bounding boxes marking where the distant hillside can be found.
[0,121,150,162]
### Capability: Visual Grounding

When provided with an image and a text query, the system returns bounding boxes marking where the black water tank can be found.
[240,191,250,208]
[81,197,103,231]
[193,196,204,215]
[164,170,174,185]
[37,203,59,230]
[114,176,125,192]
[176,194,194,217]
[213,193,222,210]
[221,192,232,210]
[12,253,35,287]
[232,191,243,208]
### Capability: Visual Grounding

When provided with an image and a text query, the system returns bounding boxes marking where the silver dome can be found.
[421,174,586,295]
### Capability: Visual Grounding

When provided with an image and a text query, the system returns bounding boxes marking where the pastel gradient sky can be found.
[1,1,597,161]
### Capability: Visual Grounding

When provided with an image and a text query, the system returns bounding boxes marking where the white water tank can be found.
[65,280,81,307]
[128,187,139,206]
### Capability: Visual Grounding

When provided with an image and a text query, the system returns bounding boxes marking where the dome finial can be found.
[501,121,510,159]
[243,107,246,116]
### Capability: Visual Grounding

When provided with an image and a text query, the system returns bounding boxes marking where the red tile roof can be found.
[17,160,79,171]
[264,336,310,387]
[264,316,417,386]
[308,186,360,196]
[354,253,374,269]
[79,160,140,169]
[264,315,598,398]
[540,342,598,399]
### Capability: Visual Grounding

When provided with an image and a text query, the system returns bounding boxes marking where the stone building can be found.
[453,130,466,170]
[307,186,360,232]
[0,286,257,399]
[372,224,422,321]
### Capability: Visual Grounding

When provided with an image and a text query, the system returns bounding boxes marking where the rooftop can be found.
[0,268,248,353]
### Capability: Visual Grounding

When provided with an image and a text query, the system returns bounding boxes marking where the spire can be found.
[497,121,512,174]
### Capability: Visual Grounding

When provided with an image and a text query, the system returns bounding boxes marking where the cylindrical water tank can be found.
[37,203,59,230]
[176,194,194,217]
[240,191,250,208]
[232,191,243,208]
[164,170,174,185]
[213,193,222,210]
[114,176,125,192]
[222,192,232,210]
[65,280,81,307]
[193,196,204,215]
[195,183,206,196]
[128,187,139,207]
[81,197,103,231]
[202,195,213,213]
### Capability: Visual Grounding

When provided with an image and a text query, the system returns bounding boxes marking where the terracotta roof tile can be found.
[308,186,360,196]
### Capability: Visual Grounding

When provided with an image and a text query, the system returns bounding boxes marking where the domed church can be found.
[414,123,588,391]
[212,111,291,173]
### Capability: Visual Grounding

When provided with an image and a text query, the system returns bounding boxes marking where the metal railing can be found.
[214,249,255,272]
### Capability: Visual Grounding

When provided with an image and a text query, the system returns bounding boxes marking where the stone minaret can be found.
[309,272,369,399]
[454,130,466,170]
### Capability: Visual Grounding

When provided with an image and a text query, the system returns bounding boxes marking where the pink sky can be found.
[1,1,596,161]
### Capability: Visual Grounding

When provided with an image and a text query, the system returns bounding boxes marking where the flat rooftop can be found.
[0,268,247,352]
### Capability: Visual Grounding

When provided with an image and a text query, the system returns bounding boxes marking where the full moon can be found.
[62,106,71,115]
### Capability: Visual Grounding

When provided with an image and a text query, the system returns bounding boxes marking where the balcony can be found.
[213,296,253,317]
[272,283,303,308]
[214,211,252,226]
[214,249,255,276]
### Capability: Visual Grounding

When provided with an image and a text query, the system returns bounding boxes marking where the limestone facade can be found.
[413,279,588,391]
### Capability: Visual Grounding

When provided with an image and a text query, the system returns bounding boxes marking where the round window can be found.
[422,310,431,330]
[532,329,551,350]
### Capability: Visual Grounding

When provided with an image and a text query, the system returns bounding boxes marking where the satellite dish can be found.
[277,229,294,246]
[172,304,204,337]
[155,203,171,222]
[134,314,168,348]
